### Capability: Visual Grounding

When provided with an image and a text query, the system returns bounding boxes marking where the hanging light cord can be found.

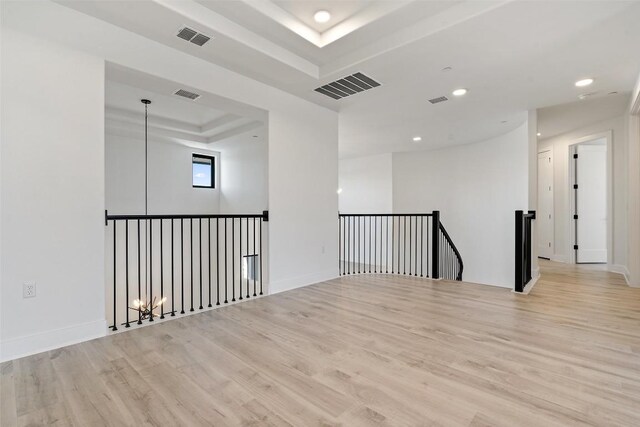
[141,99,151,304]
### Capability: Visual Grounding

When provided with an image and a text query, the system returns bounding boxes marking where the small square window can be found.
[192,154,215,188]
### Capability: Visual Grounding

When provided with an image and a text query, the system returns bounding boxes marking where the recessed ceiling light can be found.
[314,10,331,23]
[575,78,594,87]
[412,136,422,142]
[537,132,541,137]
[578,92,597,100]
[452,88,467,96]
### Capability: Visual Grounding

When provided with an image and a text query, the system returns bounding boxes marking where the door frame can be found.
[567,130,613,264]
[537,149,554,259]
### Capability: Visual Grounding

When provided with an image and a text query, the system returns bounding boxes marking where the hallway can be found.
[1,261,639,426]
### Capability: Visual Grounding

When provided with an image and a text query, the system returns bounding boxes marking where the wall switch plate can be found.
[23,282,36,298]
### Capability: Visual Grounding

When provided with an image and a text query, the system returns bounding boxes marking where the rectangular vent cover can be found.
[174,89,201,100]
[314,72,381,100]
[177,26,212,46]
[428,96,448,104]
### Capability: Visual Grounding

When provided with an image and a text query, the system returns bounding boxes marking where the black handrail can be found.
[338,211,463,281]
[105,210,268,331]
[515,210,536,292]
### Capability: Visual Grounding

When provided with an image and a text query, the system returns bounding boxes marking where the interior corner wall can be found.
[105,133,221,215]
[537,115,628,269]
[392,123,530,288]
[0,30,107,361]
[215,132,268,214]
[339,153,393,213]
[627,79,640,286]
[528,110,540,278]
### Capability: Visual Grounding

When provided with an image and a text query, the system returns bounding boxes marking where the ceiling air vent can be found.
[174,89,200,101]
[428,96,448,104]
[314,72,381,100]
[176,26,212,46]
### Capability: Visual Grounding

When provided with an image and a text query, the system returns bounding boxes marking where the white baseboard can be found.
[608,264,634,286]
[512,269,540,295]
[550,254,567,263]
[0,319,107,363]
[268,269,339,295]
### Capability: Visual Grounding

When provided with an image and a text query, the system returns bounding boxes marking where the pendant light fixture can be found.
[129,99,166,322]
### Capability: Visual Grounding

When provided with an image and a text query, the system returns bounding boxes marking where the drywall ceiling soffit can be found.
[58,0,509,80]
[19,1,640,158]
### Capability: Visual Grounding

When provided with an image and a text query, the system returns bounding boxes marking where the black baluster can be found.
[259,218,263,295]
[391,216,395,274]
[368,216,371,273]
[347,216,350,274]
[426,215,429,278]
[232,218,236,302]
[246,218,250,299]
[149,219,153,322]
[239,217,243,301]
[190,218,194,312]
[385,216,388,273]
[253,217,257,297]
[339,216,342,276]
[420,216,424,277]
[403,216,407,275]
[125,220,130,328]
[199,218,203,310]
[224,218,228,303]
[208,218,212,308]
[112,221,117,331]
[160,219,165,319]
[357,216,360,273]
[374,216,377,273]
[409,216,412,276]
[413,216,418,276]
[180,218,185,314]
[171,219,175,316]
[216,218,220,305]
[138,219,142,324]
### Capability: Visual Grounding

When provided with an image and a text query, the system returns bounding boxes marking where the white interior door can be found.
[575,142,607,263]
[537,151,553,258]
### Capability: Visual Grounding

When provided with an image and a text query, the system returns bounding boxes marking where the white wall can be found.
[268,107,338,293]
[214,130,268,214]
[628,76,640,286]
[106,133,220,214]
[538,116,628,269]
[1,2,339,360]
[392,124,530,288]
[0,30,106,361]
[339,153,393,213]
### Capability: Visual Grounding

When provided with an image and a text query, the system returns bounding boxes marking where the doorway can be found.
[537,150,553,259]
[571,138,608,264]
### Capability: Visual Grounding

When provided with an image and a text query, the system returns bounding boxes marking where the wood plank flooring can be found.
[2,260,640,426]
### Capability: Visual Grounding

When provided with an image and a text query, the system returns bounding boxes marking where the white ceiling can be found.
[105,64,266,146]
[48,1,640,157]
[538,93,631,141]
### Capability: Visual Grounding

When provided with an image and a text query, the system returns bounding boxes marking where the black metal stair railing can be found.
[515,210,536,292]
[105,210,268,331]
[338,210,463,281]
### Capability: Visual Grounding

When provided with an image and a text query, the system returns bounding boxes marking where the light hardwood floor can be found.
[2,260,640,426]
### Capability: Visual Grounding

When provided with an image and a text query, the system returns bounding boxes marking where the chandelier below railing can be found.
[130,98,166,323]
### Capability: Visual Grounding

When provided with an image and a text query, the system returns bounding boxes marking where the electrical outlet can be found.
[23,282,36,298]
